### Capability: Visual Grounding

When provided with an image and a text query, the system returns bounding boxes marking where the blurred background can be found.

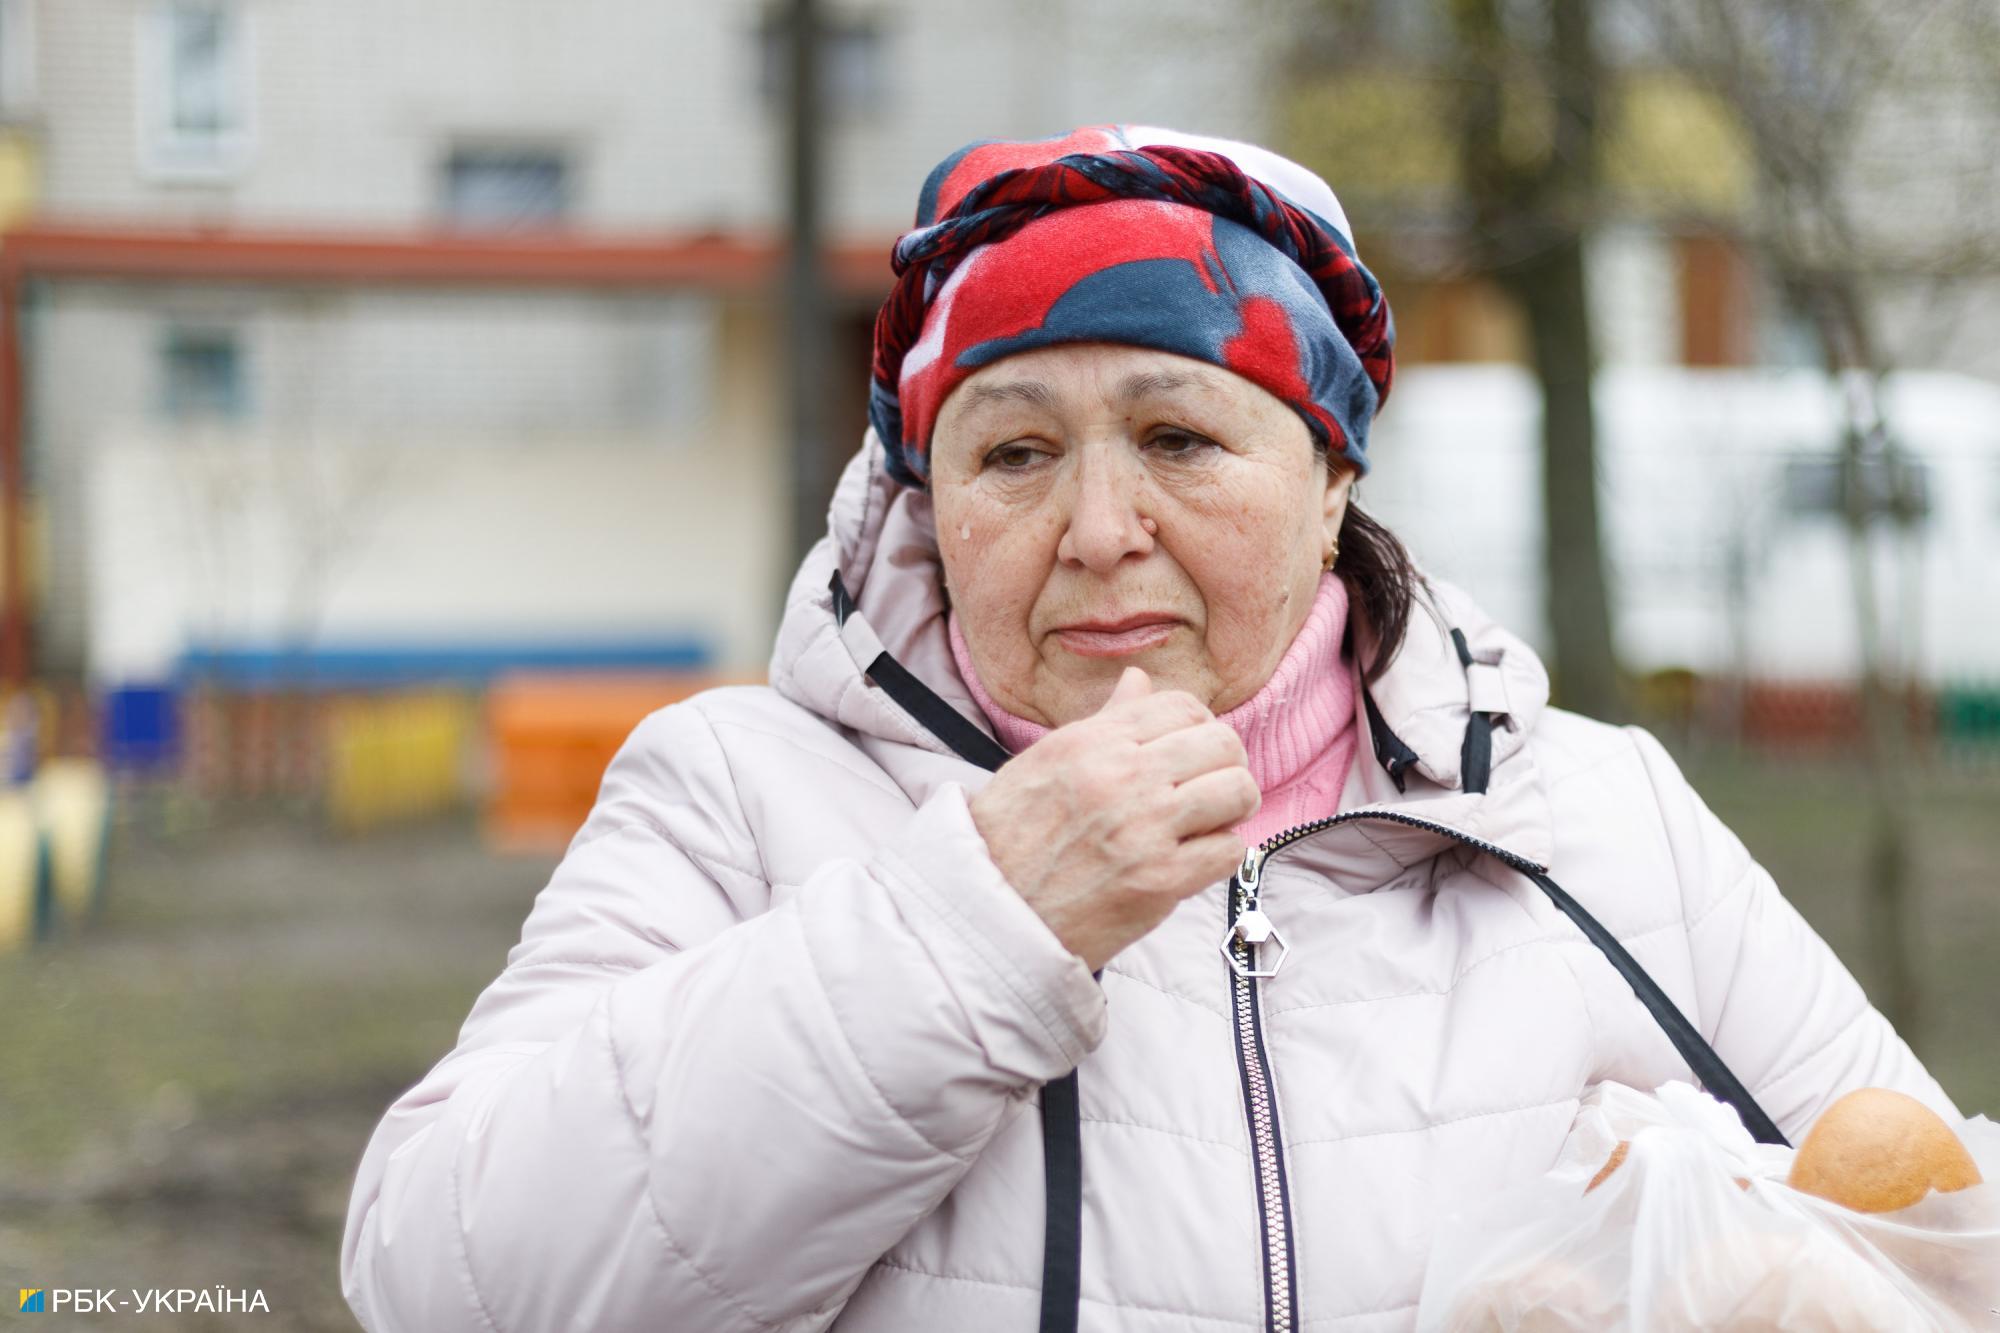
[1,0,1995,1326]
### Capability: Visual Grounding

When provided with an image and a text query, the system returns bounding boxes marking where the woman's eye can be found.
[987,443,1044,470]
[1149,431,1215,457]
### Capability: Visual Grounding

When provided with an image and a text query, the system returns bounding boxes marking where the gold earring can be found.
[1323,536,1341,572]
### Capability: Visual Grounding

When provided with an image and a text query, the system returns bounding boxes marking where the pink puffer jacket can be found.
[340,428,1954,1332]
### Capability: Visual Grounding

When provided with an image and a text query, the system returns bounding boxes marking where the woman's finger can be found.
[1166,765,1261,840]
[1139,718,1248,785]
[1101,688,1214,746]
[1167,829,1251,894]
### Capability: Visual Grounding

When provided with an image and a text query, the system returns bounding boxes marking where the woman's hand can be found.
[968,665,1259,972]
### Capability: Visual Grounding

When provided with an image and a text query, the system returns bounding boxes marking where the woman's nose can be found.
[1055,455,1155,572]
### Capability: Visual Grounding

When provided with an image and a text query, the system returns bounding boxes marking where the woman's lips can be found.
[1053,621,1177,657]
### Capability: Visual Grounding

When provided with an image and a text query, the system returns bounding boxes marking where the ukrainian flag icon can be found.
[19,1289,45,1312]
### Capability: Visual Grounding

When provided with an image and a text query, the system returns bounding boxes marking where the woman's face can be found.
[930,342,1354,729]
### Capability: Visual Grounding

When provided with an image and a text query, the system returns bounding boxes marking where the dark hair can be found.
[1326,454,1426,686]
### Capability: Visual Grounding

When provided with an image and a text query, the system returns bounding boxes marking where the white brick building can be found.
[15,0,1994,693]
[11,0,1280,680]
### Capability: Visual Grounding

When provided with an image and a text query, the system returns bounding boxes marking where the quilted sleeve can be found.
[339,701,1106,1332]
[1624,725,1961,1144]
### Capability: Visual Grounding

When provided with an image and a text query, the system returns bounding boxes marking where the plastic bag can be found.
[1415,1082,2000,1331]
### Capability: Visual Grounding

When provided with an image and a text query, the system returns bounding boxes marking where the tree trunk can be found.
[784,0,834,587]
[1502,237,1621,721]
[1451,0,1623,721]
[1839,396,1920,1042]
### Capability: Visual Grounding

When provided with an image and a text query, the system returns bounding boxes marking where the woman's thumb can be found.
[1104,665,1152,708]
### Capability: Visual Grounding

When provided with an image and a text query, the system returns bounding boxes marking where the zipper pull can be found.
[1222,845,1288,979]
[1237,844,1265,901]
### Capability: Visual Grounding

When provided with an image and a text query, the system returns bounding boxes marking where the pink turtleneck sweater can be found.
[946,572,1361,847]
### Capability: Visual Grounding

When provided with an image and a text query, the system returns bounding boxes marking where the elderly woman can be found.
[341,126,1953,1332]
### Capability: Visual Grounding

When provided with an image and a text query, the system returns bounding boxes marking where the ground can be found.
[1,806,553,1331]
[2,757,1995,1330]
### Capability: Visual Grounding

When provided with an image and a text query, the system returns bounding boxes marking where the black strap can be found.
[1460,713,1494,797]
[1449,628,1496,796]
[830,570,1011,772]
[1035,1071,1084,1333]
[1528,869,1790,1147]
[1361,688,1418,793]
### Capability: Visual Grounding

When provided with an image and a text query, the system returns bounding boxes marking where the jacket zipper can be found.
[1225,848,1296,1333]
[1221,808,1548,1333]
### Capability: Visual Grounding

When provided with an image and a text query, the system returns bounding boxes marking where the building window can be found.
[1781,452,1932,524]
[137,0,255,179]
[756,11,888,116]
[162,328,247,422]
[1675,233,1757,367]
[0,0,38,117]
[441,147,572,230]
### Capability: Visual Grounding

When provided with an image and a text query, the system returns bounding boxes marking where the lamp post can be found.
[783,0,833,587]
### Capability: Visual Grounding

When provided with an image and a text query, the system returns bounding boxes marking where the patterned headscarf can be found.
[869,124,1396,490]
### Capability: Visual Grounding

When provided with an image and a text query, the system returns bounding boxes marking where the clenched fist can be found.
[968,665,1259,972]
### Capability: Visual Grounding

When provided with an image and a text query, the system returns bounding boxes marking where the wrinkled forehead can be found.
[935,343,1271,433]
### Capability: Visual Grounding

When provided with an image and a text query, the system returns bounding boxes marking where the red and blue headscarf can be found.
[870,125,1396,490]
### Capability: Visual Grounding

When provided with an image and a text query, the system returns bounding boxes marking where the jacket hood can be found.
[769,428,1557,874]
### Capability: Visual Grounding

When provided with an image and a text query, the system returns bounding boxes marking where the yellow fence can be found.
[323,689,476,833]
[0,759,110,952]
